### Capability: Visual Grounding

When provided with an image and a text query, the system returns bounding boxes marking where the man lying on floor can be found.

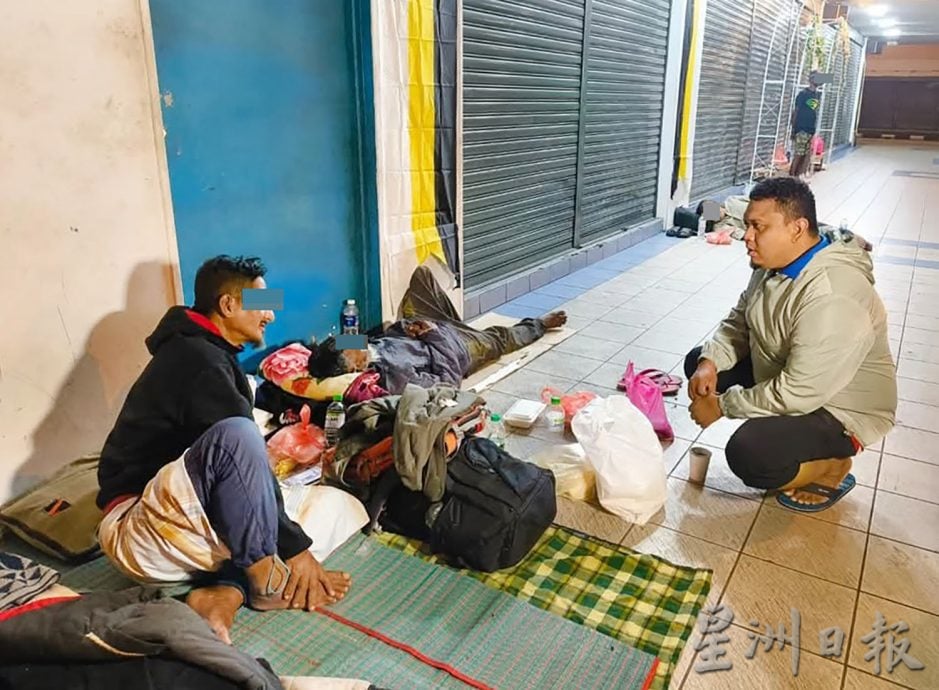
[306,265,567,393]
[96,255,368,644]
[685,178,897,512]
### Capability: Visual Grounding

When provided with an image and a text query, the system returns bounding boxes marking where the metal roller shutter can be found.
[462,0,586,289]
[737,0,798,183]
[691,0,754,200]
[578,0,670,243]
[834,38,863,147]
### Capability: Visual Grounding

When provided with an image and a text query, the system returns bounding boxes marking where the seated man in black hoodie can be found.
[96,256,367,645]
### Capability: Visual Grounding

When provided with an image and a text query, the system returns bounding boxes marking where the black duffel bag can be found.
[379,436,557,572]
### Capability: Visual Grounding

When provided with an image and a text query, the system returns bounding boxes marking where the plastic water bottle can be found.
[341,299,360,335]
[547,396,565,431]
[489,413,506,449]
[324,394,346,447]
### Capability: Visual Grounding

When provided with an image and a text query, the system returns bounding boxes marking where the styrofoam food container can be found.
[503,399,546,429]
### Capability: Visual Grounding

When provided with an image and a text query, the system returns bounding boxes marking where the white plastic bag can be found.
[530,443,596,502]
[571,396,666,524]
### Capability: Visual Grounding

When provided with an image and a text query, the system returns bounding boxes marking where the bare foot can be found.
[284,571,352,611]
[323,571,352,602]
[186,585,244,645]
[783,458,853,506]
[541,311,567,330]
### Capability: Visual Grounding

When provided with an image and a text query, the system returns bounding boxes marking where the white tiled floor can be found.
[489,142,939,689]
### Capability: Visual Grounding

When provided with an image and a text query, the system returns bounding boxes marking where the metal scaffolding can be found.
[744,0,802,190]
[814,21,846,169]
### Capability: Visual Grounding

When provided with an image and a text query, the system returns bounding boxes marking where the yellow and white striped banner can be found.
[372,0,459,321]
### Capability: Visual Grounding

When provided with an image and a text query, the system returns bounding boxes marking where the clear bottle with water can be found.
[547,396,565,431]
[489,413,506,449]
[341,299,360,335]
[324,394,346,448]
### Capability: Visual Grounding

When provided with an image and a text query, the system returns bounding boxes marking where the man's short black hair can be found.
[749,177,819,235]
[307,336,346,379]
[193,255,266,316]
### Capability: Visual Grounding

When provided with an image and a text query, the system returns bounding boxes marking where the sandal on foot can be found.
[776,474,856,513]
[246,554,292,611]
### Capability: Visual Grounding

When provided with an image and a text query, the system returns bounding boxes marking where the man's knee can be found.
[684,346,704,380]
[185,417,275,532]
[725,428,753,478]
[201,416,261,443]
[409,264,436,290]
[412,264,434,280]
[725,422,790,489]
[189,417,266,471]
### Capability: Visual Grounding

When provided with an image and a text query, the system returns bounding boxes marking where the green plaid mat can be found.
[374,525,711,690]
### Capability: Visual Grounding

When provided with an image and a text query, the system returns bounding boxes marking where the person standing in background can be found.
[789,72,823,179]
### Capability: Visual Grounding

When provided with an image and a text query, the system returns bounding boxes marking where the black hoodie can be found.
[97,306,312,559]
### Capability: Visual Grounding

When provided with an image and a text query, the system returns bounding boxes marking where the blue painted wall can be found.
[149,0,380,362]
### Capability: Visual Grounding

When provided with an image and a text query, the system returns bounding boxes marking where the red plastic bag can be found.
[266,405,326,477]
[619,363,674,441]
[541,388,598,428]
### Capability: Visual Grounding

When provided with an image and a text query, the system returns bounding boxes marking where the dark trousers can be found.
[183,418,280,569]
[398,266,546,374]
[181,418,285,598]
[684,347,857,489]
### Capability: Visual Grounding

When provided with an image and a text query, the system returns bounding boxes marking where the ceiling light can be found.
[874,17,898,28]
[865,4,890,18]
[883,27,902,37]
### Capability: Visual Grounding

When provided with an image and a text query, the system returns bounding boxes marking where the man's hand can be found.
[281,550,351,611]
[689,359,718,400]
[404,319,436,338]
[690,393,723,429]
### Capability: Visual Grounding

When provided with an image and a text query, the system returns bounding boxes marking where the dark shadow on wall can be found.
[11,261,175,497]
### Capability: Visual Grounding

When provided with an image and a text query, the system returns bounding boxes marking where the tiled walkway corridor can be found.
[484,142,939,689]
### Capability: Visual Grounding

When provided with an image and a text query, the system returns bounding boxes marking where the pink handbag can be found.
[620,362,675,441]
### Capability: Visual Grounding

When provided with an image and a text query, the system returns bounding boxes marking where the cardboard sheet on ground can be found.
[461,313,576,393]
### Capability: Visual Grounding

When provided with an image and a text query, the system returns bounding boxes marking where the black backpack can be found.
[377,437,557,572]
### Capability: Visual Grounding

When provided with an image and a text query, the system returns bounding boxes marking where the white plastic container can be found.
[503,399,546,429]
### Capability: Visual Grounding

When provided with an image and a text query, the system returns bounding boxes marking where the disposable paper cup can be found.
[688,447,712,484]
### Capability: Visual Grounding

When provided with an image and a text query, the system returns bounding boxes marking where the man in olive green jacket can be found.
[686,178,897,512]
